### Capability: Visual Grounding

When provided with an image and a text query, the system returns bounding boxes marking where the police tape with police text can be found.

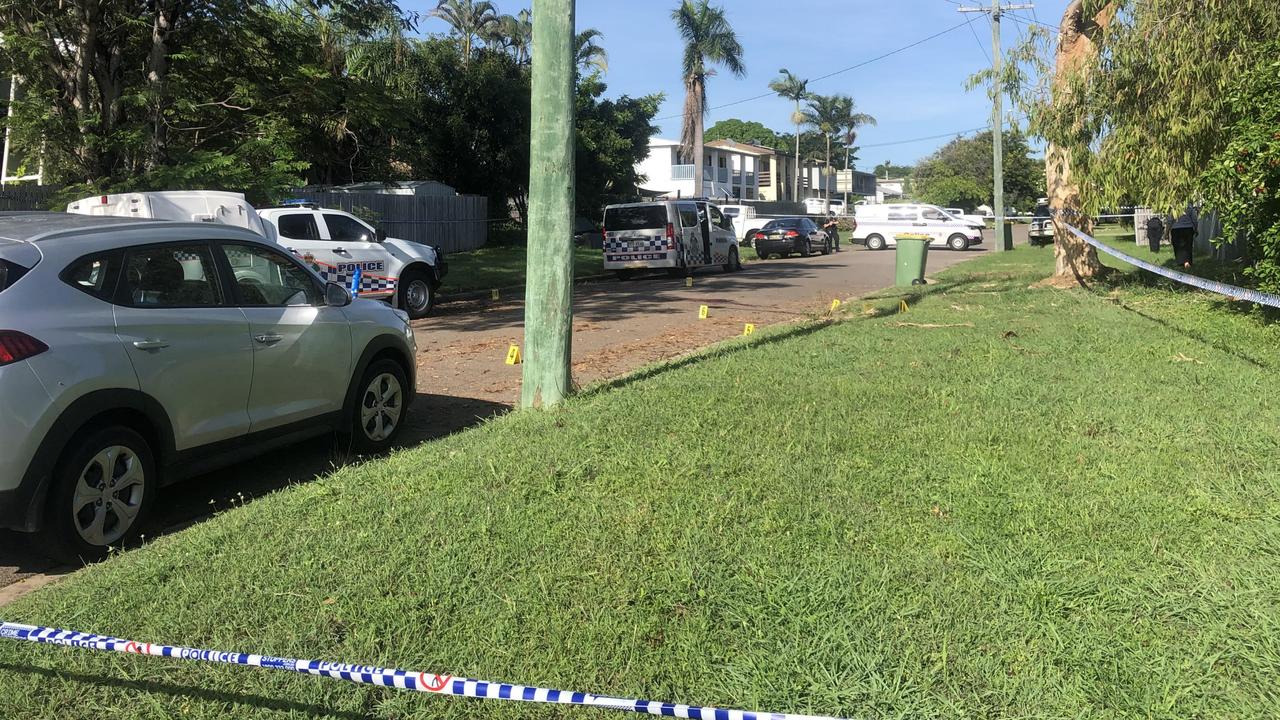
[0,620,852,720]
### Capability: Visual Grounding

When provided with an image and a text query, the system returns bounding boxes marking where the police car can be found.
[68,192,448,319]
[257,203,447,319]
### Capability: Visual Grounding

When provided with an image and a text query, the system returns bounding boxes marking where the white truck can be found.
[67,191,448,318]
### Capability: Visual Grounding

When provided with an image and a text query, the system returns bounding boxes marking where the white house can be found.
[636,138,763,201]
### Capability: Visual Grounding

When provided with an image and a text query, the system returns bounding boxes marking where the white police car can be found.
[258,203,447,319]
[68,192,448,319]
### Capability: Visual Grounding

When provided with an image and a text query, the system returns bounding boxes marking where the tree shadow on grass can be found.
[0,662,365,719]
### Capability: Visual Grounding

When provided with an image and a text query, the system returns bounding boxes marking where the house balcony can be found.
[671,164,694,180]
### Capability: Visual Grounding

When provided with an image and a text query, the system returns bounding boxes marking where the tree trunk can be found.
[824,133,832,211]
[147,0,178,171]
[1040,0,1112,287]
[793,103,801,202]
[693,83,705,198]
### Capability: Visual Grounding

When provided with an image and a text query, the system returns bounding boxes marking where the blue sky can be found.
[404,0,1068,166]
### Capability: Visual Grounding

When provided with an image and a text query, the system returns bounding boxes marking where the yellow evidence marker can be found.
[491,289,501,301]
[698,305,709,320]
[899,299,910,313]
[830,298,842,312]
[743,323,755,336]
[505,344,522,365]
[685,276,694,288]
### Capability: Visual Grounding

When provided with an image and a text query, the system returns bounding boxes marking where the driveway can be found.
[1,243,986,601]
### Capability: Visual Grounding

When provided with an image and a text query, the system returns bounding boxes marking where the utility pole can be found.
[959,1,1032,251]
[522,0,576,408]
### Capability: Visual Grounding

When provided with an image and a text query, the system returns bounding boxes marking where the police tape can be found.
[0,621,850,720]
[1065,223,1280,309]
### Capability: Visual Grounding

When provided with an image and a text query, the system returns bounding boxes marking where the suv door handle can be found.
[132,339,169,351]
[254,333,284,346]
[333,246,347,255]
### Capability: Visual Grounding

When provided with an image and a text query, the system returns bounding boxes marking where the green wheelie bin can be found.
[894,233,930,287]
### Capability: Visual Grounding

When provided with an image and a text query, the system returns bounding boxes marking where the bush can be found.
[1202,46,1280,292]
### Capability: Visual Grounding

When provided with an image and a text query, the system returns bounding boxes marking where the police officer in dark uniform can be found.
[822,212,841,252]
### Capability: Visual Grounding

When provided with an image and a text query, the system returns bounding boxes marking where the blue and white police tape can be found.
[0,621,848,720]
[1065,223,1280,310]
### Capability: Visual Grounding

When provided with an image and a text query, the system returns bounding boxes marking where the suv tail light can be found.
[0,331,48,367]
[665,223,676,250]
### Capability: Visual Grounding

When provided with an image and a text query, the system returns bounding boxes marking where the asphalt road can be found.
[1,241,988,603]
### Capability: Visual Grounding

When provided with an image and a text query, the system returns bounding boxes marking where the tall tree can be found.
[769,69,809,201]
[802,93,875,207]
[671,0,745,197]
[432,0,500,62]
[913,130,1044,212]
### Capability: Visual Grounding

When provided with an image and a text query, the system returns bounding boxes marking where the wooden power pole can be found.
[522,0,577,408]
[959,0,1033,251]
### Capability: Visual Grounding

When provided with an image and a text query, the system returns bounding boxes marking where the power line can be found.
[965,14,992,63]
[660,18,967,120]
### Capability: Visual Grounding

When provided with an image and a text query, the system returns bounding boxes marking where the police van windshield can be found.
[605,206,668,232]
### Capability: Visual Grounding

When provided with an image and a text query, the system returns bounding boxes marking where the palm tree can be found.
[672,0,745,197]
[433,0,501,62]
[803,94,877,209]
[493,10,532,65]
[575,29,609,75]
[769,69,809,202]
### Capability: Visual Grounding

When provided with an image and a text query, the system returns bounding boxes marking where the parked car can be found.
[944,208,989,227]
[751,217,832,259]
[68,192,448,320]
[1029,202,1054,246]
[853,203,985,251]
[602,200,742,278]
[0,212,417,562]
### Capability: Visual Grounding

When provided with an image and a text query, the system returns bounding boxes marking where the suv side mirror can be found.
[325,282,352,307]
[376,228,387,243]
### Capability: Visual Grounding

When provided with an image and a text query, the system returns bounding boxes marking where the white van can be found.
[602,200,742,278]
[803,197,845,215]
[852,203,985,251]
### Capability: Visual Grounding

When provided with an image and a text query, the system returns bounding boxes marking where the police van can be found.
[67,191,448,318]
[602,200,742,278]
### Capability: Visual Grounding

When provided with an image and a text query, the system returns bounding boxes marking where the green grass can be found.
[439,244,605,295]
[2,248,1280,719]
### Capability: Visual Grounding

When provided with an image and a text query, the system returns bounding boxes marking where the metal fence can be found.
[291,191,490,253]
[0,185,60,211]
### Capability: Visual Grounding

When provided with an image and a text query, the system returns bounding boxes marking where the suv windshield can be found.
[605,206,668,232]
[1034,204,1051,218]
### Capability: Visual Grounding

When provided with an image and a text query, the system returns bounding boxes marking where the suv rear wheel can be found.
[42,426,155,564]
[350,358,409,453]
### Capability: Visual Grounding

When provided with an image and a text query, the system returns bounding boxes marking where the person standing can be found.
[1170,204,1199,270]
[822,212,841,252]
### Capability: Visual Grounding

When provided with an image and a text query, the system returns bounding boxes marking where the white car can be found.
[258,204,447,319]
[69,192,449,320]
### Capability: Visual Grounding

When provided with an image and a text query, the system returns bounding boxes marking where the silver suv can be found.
[0,213,417,562]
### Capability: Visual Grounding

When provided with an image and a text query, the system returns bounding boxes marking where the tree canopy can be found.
[0,0,660,220]
[705,120,784,149]
[913,131,1045,211]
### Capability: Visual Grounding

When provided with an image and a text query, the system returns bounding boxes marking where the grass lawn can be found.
[2,247,1279,719]
[439,244,605,296]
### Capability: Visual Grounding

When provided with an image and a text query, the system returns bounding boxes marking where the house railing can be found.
[671,164,694,180]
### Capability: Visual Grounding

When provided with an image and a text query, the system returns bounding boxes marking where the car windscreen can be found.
[761,219,801,230]
[0,259,30,293]
[605,206,668,232]
[1034,205,1051,218]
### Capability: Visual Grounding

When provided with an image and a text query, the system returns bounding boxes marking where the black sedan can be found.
[751,218,831,259]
